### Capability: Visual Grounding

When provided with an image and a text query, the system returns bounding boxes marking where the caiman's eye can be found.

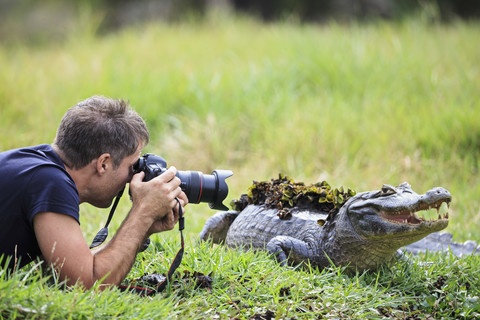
[397,182,413,193]
[381,184,396,195]
[398,182,411,189]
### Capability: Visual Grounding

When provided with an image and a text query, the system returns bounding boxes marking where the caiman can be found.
[199,181,454,272]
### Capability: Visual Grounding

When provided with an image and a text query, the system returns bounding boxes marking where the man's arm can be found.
[33,169,186,289]
[34,211,140,288]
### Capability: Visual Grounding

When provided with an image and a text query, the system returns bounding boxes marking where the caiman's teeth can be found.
[420,206,440,221]
[382,201,450,224]
[439,202,449,220]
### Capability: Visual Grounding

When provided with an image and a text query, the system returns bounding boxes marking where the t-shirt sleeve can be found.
[25,165,80,225]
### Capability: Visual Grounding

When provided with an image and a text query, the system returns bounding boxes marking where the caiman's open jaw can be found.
[346,182,452,241]
[379,198,450,225]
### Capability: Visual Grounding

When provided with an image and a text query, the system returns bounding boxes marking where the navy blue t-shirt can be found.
[0,144,80,270]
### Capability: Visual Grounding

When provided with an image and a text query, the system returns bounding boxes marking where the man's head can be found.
[53,96,149,170]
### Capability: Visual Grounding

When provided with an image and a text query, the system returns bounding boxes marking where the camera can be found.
[133,153,233,211]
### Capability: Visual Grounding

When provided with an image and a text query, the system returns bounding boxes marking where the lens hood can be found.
[209,170,234,210]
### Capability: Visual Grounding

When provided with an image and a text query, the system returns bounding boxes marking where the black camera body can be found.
[134,153,233,211]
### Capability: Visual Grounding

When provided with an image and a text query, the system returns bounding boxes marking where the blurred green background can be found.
[1,0,479,243]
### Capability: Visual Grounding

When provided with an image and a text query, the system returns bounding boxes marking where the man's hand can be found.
[129,167,186,219]
[147,192,188,235]
[129,167,188,235]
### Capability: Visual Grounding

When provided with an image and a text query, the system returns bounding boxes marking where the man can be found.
[0,96,188,289]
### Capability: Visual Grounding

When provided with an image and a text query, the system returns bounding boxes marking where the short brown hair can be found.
[53,96,149,169]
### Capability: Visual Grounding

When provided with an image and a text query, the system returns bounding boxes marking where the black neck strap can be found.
[89,186,125,249]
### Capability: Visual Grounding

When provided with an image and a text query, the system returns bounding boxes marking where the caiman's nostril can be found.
[425,187,451,200]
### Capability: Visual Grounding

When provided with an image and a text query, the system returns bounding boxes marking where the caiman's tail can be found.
[402,232,479,256]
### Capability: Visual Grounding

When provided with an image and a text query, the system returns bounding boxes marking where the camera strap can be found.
[89,187,125,249]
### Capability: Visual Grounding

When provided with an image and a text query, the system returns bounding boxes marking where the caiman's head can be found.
[342,182,451,246]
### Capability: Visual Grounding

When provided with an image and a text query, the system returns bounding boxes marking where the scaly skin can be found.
[199,182,452,271]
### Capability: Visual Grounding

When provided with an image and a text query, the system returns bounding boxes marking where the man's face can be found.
[89,144,143,208]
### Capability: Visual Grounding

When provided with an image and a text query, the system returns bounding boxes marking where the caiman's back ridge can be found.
[199,182,452,271]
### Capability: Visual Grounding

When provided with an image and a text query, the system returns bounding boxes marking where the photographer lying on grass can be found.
[0,96,188,289]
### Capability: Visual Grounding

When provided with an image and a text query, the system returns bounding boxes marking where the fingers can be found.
[158,209,180,231]
[156,166,178,183]
[154,167,183,197]
[171,192,188,216]
[178,191,189,206]
[147,195,187,235]
[130,171,145,184]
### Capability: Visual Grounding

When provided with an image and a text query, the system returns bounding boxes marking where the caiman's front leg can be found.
[266,236,313,266]
[198,210,239,244]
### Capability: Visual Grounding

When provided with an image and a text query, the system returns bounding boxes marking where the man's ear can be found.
[96,153,112,175]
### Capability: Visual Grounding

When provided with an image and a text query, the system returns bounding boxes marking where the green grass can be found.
[2,236,480,319]
[1,11,480,319]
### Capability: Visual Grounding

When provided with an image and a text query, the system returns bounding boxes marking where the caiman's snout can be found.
[422,187,452,203]
[377,185,452,227]
[355,184,452,233]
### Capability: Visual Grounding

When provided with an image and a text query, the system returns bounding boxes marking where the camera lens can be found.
[176,170,233,210]
[136,154,233,211]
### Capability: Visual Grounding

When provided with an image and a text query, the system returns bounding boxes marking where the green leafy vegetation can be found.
[2,238,480,319]
[1,10,479,319]
[231,175,356,219]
